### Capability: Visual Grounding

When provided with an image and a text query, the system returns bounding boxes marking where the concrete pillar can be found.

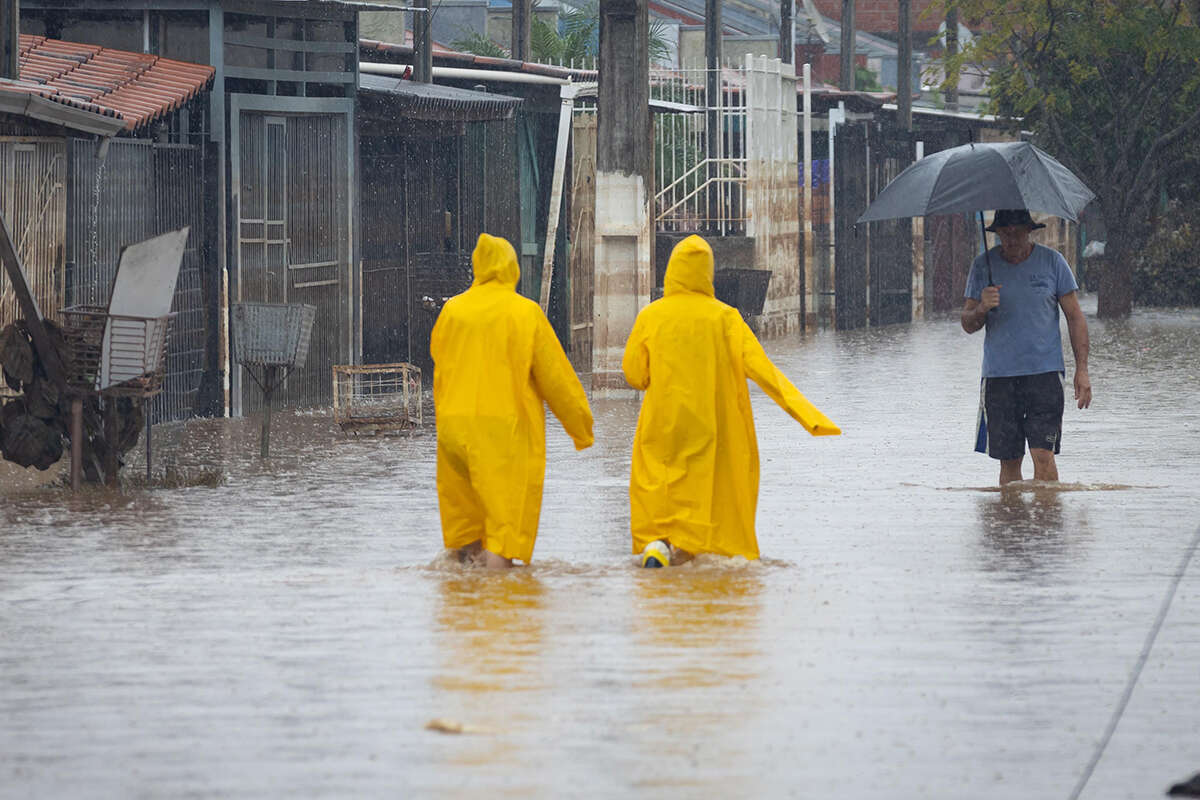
[593,0,652,395]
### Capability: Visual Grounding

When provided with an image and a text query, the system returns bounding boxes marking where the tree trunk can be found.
[1097,230,1134,318]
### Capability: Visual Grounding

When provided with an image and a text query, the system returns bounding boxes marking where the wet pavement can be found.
[2,297,1198,798]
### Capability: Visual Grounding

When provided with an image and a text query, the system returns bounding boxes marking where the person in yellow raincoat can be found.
[432,233,594,568]
[622,234,840,564]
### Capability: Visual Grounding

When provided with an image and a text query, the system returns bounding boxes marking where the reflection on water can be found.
[631,561,764,687]
[434,570,547,695]
[2,299,1199,798]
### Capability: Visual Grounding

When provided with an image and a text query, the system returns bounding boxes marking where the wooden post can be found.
[779,0,793,64]
[70,397,82,491]
[0,0,18,81]
[260,366,276,459]
[705,0,722,231]
[511,0,531,62]
[540,86,575,312]
[102,400,118,487]
[802,63,813,330]
[944,7,959,111]
[144,398,152,483]
[839,0,855,91]
[898,0,912,131]
[412,0,432,83]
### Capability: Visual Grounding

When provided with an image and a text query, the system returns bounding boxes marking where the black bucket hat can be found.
[986,208,1047,231]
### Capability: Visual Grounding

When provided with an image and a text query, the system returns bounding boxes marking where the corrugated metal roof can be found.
[359,72,522,121]
[4,34,215,132]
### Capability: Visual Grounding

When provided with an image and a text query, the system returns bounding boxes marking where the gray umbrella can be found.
[856,140,1095,224]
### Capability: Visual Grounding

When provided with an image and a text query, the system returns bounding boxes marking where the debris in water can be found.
[425,718,492,735]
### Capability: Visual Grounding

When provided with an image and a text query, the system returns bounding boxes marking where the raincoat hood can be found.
[471,232,520,289]
[664,235,714,297]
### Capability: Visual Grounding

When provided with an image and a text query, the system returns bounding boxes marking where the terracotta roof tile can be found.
[10,34,215,131]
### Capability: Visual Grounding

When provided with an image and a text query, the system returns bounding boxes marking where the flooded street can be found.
[2,298,1198,799]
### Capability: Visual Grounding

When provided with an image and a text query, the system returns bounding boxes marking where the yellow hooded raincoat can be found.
[622,235,840,560]
[432,233,594,563]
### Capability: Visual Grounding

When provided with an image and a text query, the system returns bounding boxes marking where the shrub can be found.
[1133,201,1200,306]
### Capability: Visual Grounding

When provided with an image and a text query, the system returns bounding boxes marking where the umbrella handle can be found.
[979,211,994,287]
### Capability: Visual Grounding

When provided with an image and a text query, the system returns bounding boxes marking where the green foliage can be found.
[450,1,673,68]
[531,2,598,66]
[854,64,883,92]
[939,0,1200,313]
[450,29,509,59]
[1133,200,1200,306]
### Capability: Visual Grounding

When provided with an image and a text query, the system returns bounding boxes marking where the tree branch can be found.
[1128,94,1200,199]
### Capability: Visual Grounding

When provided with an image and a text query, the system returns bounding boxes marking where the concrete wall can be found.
[427,0,488,48]
[677,28,781,68]
[745,56,801,335]
[358,0,409,46]
[486,8,561,54]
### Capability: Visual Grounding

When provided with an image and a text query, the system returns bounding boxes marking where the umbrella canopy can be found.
[857,141,1095,224]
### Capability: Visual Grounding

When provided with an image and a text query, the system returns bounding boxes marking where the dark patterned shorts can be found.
[978,372,1064,460]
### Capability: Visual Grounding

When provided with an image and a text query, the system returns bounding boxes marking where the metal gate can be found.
[834,122,868,330]
[868,126,915,326]
[68,138,207,423]
[360,120,514,378]
[234,110,350,412]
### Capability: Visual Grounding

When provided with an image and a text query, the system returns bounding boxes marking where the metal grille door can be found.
[235,111,349,412]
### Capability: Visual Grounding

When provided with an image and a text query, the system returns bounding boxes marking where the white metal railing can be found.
[651,65,748,234]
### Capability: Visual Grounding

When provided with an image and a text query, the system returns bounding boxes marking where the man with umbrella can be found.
[961,208,1092,485]
[858,141,1097,486]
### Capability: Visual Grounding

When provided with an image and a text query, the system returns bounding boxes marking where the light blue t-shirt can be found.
[964,243,1079,378]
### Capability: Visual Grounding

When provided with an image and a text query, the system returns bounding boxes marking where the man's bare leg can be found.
[1029,448,1059,481]
[999,457,1024,485]
[456,540,483,564]
[484,549,513,569]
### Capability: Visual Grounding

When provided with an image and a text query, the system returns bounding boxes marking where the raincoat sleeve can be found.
[741,320,841,436]
[531,315,595,450]
[621,314,650,391]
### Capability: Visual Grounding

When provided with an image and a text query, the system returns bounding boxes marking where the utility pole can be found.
[839,0,855,90]
[780,0,793,64]
[412,0,432,82]
[0,0,18,80]
[944,6,959,111]
[512,0,531,62]
[705,0,722,231]
[898,0,911,131]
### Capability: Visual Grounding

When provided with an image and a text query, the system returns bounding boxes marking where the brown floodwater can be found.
[2,297,1198,798]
